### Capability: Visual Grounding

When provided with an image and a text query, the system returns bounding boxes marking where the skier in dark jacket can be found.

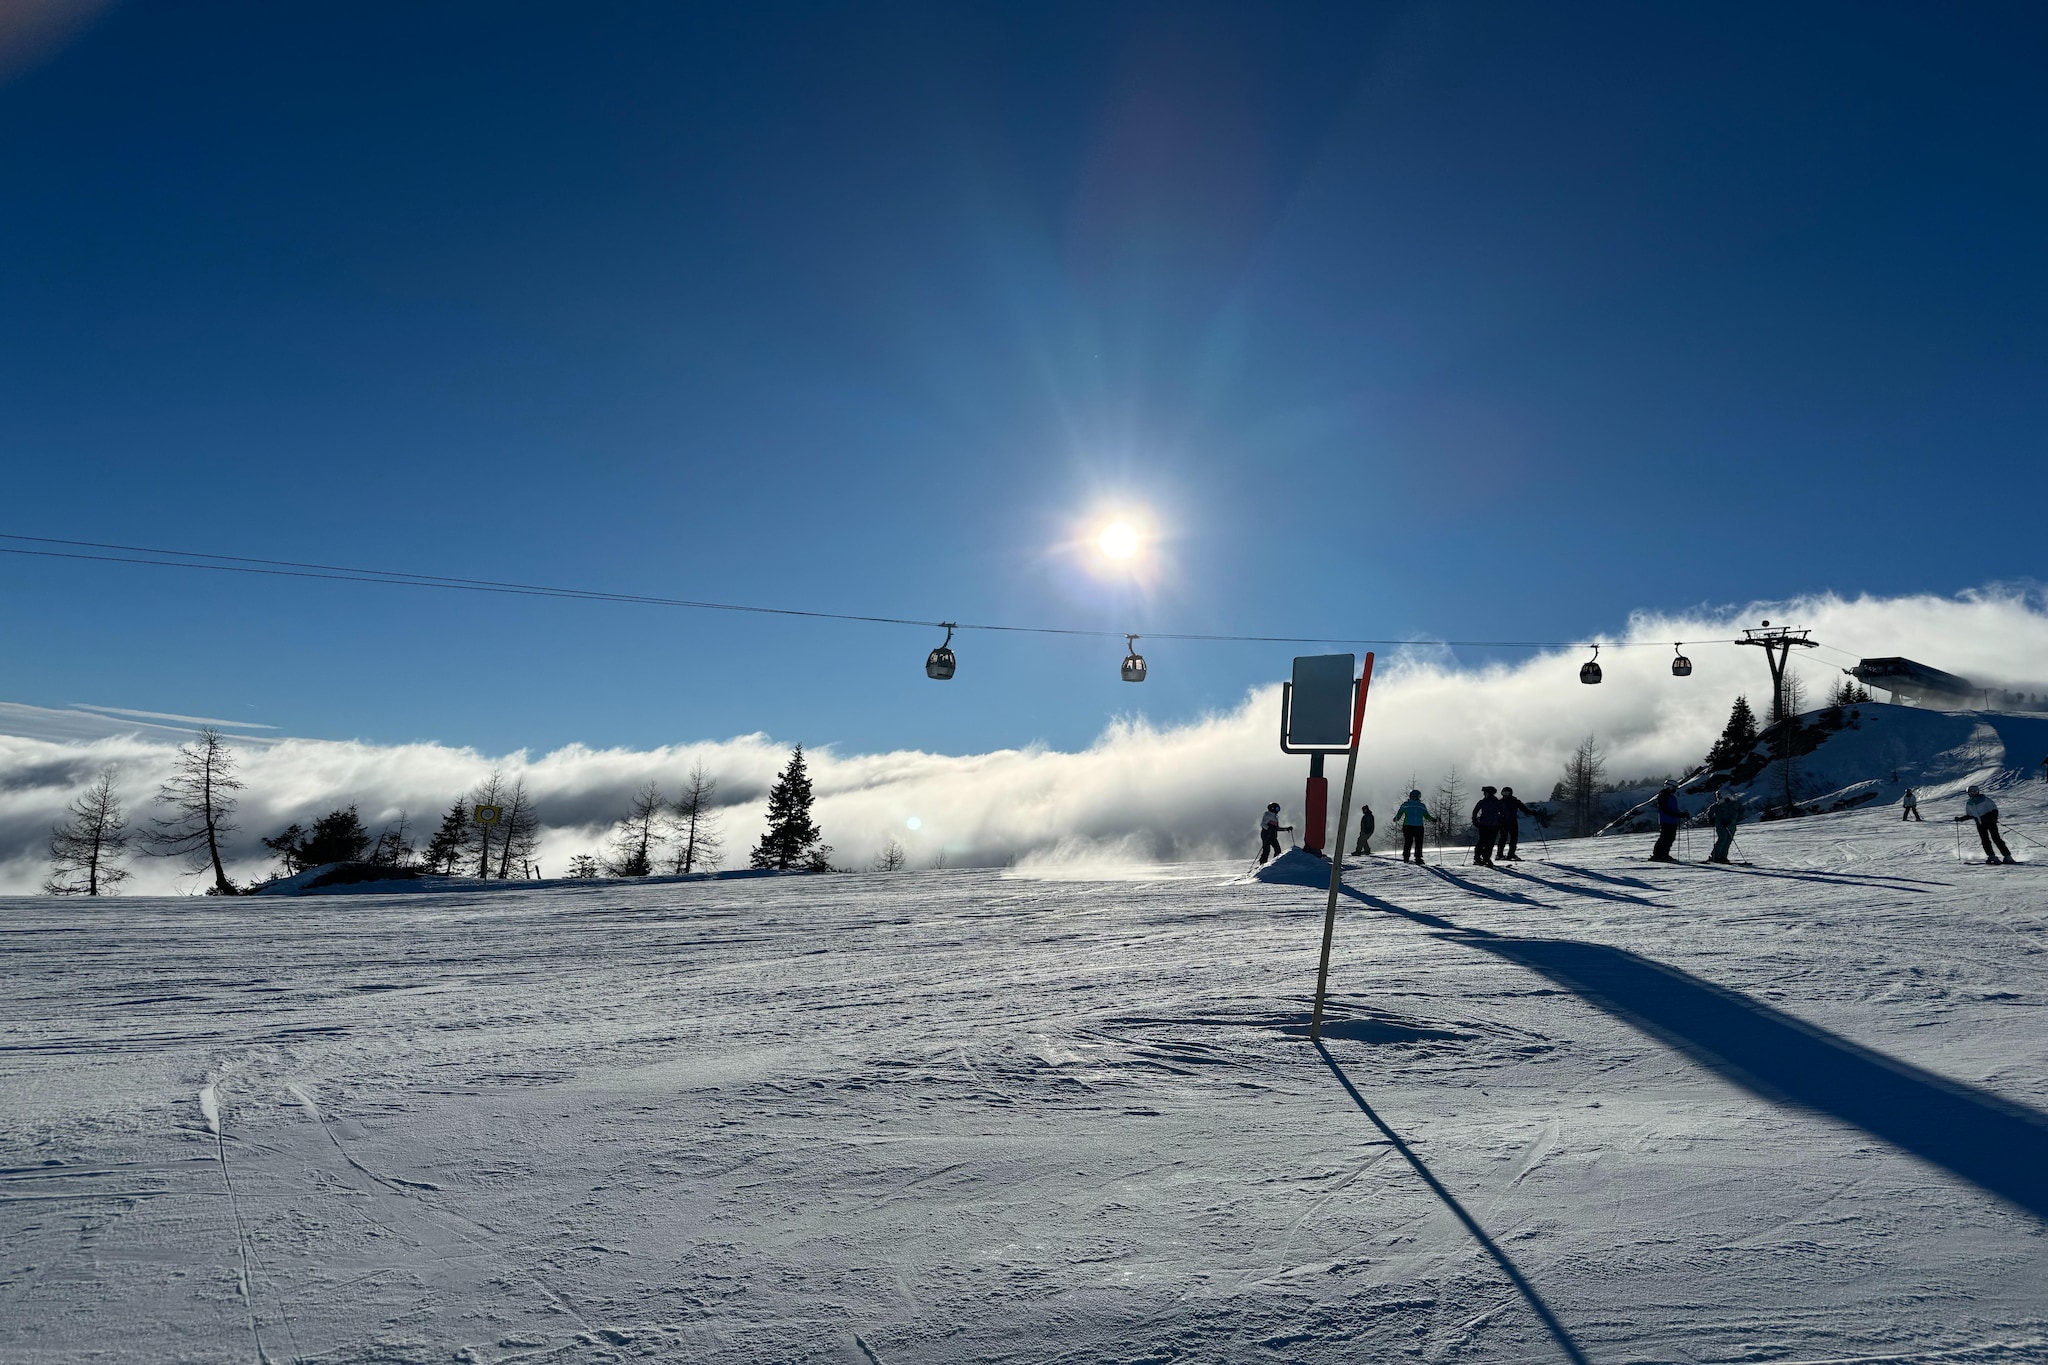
[1494,787,1535,861]
[1649,780,1683,862]
[1392,790,1434,863]
[1470,788,1503,866]
[1351,802,1376,857]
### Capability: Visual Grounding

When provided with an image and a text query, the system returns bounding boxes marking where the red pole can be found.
[1304,755,1328,855]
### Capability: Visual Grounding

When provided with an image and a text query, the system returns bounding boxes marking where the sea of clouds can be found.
[3,588,2045,895]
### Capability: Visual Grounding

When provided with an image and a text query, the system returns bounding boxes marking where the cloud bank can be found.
[3,587,2045,895]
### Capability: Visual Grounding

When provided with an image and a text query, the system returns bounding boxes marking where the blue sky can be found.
[1,2,2044,757]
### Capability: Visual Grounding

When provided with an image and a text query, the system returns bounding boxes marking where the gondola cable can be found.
[0,531,1767,669]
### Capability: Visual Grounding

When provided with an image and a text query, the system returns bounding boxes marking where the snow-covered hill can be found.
[4,791,2047,1362]
[1602,701,2048,834]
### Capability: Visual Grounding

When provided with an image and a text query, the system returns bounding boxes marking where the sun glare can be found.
[1097,520,1140,559]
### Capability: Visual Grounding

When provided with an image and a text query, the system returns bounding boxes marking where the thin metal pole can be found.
[1311,653,1375,1041]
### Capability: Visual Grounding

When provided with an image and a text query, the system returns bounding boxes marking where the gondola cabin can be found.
[925,624,957,680]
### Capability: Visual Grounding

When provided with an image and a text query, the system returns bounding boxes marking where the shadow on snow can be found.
[1326,880,2048,1220]
[1462,934,2048,1221]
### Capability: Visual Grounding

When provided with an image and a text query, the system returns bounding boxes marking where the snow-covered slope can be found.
[1603,701,2048,833]
[4,792,2048,1362]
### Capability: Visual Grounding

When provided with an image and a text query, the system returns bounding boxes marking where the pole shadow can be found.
[1703,864,1938,894]
[1462,936,2048,1220]
[1421,865,1546,906]
[1493,867,1657,907]
[1313,1042,1592,1365]
[1336,882,1491,935]
[1538,861,1656,891]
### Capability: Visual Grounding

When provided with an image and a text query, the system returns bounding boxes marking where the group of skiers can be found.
[1258,775,2029,869]
[1255,786,1541,868]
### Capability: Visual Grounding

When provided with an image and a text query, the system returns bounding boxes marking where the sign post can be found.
[1310,652,1375,1041]
[472,803,502,879]
[1280,653,1356,855]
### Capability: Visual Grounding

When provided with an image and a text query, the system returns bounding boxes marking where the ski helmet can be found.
[1482,786,1497,794]
[1409,789,1422,799]
[1663,778,1678,789]
[1268,801,1281,810]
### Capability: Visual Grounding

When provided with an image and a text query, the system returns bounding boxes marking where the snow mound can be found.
[1252,847,1350,886]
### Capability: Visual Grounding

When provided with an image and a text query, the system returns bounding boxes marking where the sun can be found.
[1097,520,1140,560]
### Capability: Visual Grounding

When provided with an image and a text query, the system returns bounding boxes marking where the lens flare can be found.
[1097,521,1140,559]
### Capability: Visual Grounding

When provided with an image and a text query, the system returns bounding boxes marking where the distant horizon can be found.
[4,584,2045,893]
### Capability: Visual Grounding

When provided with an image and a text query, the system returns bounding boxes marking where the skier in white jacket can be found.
[1258,803,1293,865]
[1956,786,2015,864]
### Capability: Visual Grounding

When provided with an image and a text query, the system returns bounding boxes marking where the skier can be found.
[1955,786,2015,864]
[1706,788,1743,863]
[1470,787,1503,866]
[1257,803,1293,866]
[1351,802,1376,858]
[1494,786,1535,861]
[1393,789,1434,864]
[1901,788,1921,822]
[1649,779,1683,862]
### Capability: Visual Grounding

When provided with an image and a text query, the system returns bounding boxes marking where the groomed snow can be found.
[5,786,2048,1362]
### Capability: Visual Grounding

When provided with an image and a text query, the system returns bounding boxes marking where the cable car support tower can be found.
[1736,622,1818,723]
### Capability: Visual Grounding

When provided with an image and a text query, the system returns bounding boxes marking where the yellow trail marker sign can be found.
[473,804,502,825]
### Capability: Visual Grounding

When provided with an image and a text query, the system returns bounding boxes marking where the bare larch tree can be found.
[605,782,666,877]
[495,776,541,878]
[1559,734,1608,837]
[1428,766,1465,848]
[467,771,507,877]
[47,768,132,896]
[666,762,724,874]
[146,727,243,895]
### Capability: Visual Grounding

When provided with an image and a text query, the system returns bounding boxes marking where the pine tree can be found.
[262,805,373,873]
[421,799,471,874]
[666,762,724,874]
[565,853,603,879]
[605,782,665,877]
[1706,695,1760,770]
[145,727,243,895]
[47,769,132,896]
[1827,675,1872,707]
[750,745,831,871]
